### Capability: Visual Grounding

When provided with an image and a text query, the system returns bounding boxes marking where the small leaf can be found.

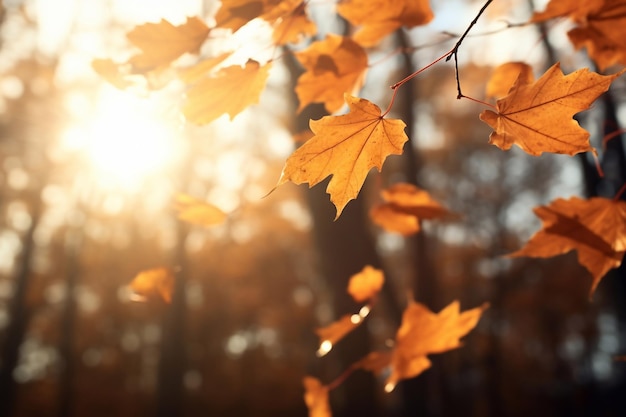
[347,265,384,303]
[91,58,135,90]
[508,196,626,296]
[183,59,271,125]
[295,35,367,113]
[278,94,408,219]
[129,267,174,303]
[271,1,316,44]
[175,193,227,226]
[303,377,332,417]
[480,62,624,156]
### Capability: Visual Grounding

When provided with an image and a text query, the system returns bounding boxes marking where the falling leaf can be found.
[370,183,450,236]
[385,300,488,391]
[215,0,280,31]
[508,196,626,296]
[353,351,392,374]
[91,58,135,90]
[347,265,384,303]
[129,267,175,303]
[278,94,408,219]
[480,62,624,156]
[183,59,271,125]
[337,0,433,46]
[315,306,371,356]
[270,0,316,44]
[532,0,625,70]
[295,35,368,113]
[175,193,227,226]
[303,377,332,417]
[178,52,232,84]
[485,62,534,99]
[126,17,210,72]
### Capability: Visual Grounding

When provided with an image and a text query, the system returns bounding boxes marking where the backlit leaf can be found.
[295,35,367,113]
[183,59,271,125]
[315,306,370,356]
[215,0,280,31]
[370,183,450,236]
[278,94,408,219]
[129,267,174,303]
[270,0,316,44]
[337,0,433,47]
[175,194,227,226]
[347,265,384,303]
[480,62,624,156]
[509,196,626,296]
[303,377,331,417]
[485,62,534,99]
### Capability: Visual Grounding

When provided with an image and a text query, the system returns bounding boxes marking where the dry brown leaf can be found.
[278,94,408,219]
[480,62,624,156]
[295,35,368,113]
[386,300,488,391]
[303,377,332,417]
[485,62,534,99]
[370,183,450,236]
[126,17,210,72]
[183,59,271,125]
[337,0,433,47]
[508,196,626,296]
[532,0,625,70]
[347,265,384,303]
[175,194,227,226]
[129,267,174,303]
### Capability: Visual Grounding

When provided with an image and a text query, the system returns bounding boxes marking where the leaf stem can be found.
[614,182,626,201]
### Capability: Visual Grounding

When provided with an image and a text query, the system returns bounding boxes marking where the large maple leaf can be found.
[370,183,450,236]
[183,59,271,125]
[509,196,626,297]
[337,0,433,47]
[480,62,623,156]
[127,17,210,72]
[278,94,408,219]
[295,35,368,113]
[532,0,626,70]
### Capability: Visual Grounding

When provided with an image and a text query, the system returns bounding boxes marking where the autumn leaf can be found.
[278,94,408,219]
[485,62,534,99]
[508,196,626,296]
[129,267,174,303]
[175,193,227,226]
[295,35,368,113]
[270,0,316,44]
[480,62,624,156]
[385,300,488,391]
[370,183,450,236]
[177,52,232,84]
[315,306,370,356]
[183,59,271,125]
[215,0,280,31]
[347,265,384,303]
[91,58,135,90]
[532,0,626,70]
[337,0,433,47]
[126,17,210,72]
[303,377,331,417]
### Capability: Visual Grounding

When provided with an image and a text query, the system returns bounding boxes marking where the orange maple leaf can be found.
[315,305,370,356]
[278,94,408,219]
[370,183,449,236]
[177,52,232,84]
[385,300,488,391]
[480,62,624,156]
[183,59,271,125]
[532,0,626,70]
[303,377,331,417]
[270,0,316,45]
[508,196,626,297]
[215,0,280,32]
[347,265,384,303]
[126,17,210,72]
[175,194,227,226]
[295,35,368,113]
[129,267,175,303]
[337,0,433,47]
[485,62,534,99]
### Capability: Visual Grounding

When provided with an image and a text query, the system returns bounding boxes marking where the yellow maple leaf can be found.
[480,62,624,156]
[295,35,368,113]
[183,59,271,125]
[175,194,227,226]
[126,17,210,72]
[337,0,433,47]
[509,196,626,297]
[279,94,407,219]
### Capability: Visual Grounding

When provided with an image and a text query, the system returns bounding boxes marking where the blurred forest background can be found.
[0,0,625,416]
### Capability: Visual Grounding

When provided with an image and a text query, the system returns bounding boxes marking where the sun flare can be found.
[61,86,184,191]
